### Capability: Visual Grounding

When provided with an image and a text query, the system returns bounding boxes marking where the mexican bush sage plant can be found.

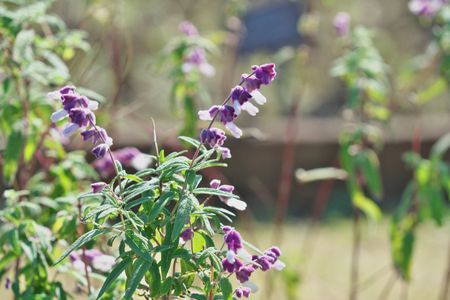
[52,63,283,299]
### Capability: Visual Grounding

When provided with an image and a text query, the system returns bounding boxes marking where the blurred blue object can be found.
[239,1,303,54]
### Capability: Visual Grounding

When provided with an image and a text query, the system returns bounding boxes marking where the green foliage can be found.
[0,1,98,298]
[390,134,450,281]
[159,24,216,138]
[331,27,390,122]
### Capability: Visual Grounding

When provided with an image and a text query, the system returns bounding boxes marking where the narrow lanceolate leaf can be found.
[3,129,23,183]
[123,258,152,300]
[147,191,175,222]
[178,136,201,148]
[220,277,233,300]
[193,188,238,199]
[124,196,153,210]
[124,233,153,262]
[84,204,116,220]
[352,190,382,221]
[54,229,108,265]
[96,257,132,299]
[171,196,193,241]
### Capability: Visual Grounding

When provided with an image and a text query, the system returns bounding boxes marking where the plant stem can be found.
[377,272,396,300]
[350,208,361,300]
[77,199,92,295]
[188,72,255,168]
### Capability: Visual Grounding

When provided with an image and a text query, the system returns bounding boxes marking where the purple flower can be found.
[84,249,103,263]
[200,128,232,159]
[180,228,194,242]
[92,254,116,272]
[5,278,10,289]
[179,21,198,36]
[252,255,273,271]
[68,107,95,127]
[210,179,247,211]
[93,147,152,177]
[235,287,251,298]
[81,127,109,144]
[222,257,243,273]
[92,143,109,159]
[198,105,242,138]
[333,12,351,37]
[182,48,215,77]
[91,182,107,193]
[267,246,282,258]
[241,73,267,106]
[219,146,232,159]
[242,73,262,93]
[49,86,112,160]
[223,227,243,252]
[409,0,446,17]
[231,86,260,116]
[69,249,115,273]
[236,265,255,283]
[200,128,226,147]
[252,63,276,85]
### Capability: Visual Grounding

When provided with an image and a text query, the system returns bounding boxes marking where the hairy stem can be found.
[188,72,255,168]
[77,199,92,295]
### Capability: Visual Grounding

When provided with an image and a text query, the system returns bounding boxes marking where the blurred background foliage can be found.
[2,0,450,299]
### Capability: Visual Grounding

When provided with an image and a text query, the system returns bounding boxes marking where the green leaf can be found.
[124,233,153,262]
[219,277,233,300]
[358,150,383,199]
[13,29,34,62]
[97,257,132,299]
[416,77,447,105]
[84,204,116,220]
[352,189,382,221]
[3,129,23,183]
[123,174,143,183]
[178,136,201,148]
[0,252,16,270]
[54,229,108,265]
[390,216,415,281]
[124,195,153,210]
[171,196,193,241]
[147,191,175,222]
[431,133,450,160]
[193,188,238,199]
[123,258,152,300]
[147,261,161,297]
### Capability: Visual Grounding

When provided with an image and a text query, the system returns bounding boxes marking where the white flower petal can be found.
[273,260,286,271]
[92,255,116,272]
[233,101,242,116]
[72,260,91,273]
[198,110,213,121]
[88,101,99,110]
[182,63,194,73]
[237,248,253,263]
[241,102,259,116]
[225,122,242,138]
[226,250,236,263]
[224,198,247,211]
[243,280,259,293]
[130,153,153,170]
[251,90,267,105]
[47,91,60,100]
[51,109,68,123]
[62,123,79,137]
[199,63,215,77]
